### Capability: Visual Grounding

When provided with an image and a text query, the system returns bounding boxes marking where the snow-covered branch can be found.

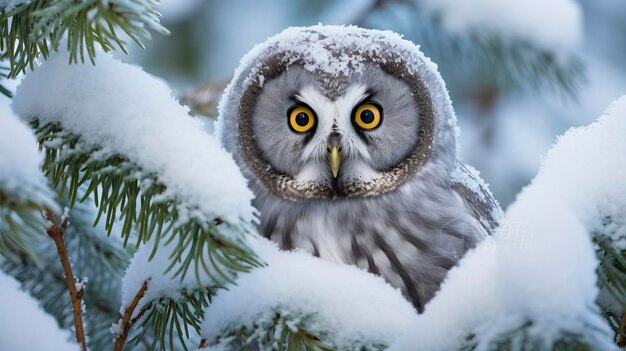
[0,102,58,262]
[0,0,169,79]
[12,51,260,285]
[326,0,585,94]
[419,0,582,53]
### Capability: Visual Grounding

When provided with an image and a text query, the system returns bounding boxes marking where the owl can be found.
[218,25,502,312]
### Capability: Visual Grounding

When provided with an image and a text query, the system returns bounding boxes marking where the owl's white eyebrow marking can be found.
[296,85,335,163]
[334,85,371,160]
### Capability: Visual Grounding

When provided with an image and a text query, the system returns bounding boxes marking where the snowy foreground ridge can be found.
[2,47,624,350]
[0,270,80,351]
[203,96,626,350]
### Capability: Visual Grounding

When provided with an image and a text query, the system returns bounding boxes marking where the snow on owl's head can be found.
[218,25,459,201]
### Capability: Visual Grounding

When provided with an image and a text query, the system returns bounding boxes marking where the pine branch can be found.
[0,192,48,263]
[594,232,626,348]
[0,0,169,79]
[206,313,337,351]
[33,121,261,285]
[0,103,59,262]
[114,279,149,351]
[618,312,626,348]
[179,79,229,118]
[128,288,211,351]
[2,191,133,351]
[43,208,87,351]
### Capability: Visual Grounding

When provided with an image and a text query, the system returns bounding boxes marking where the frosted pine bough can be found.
[9,51,260,349]
[0,102,59,261]
[0,23,623,351]
[12,52,259,283]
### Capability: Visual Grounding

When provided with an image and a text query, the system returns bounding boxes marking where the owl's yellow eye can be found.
[354,103,382,130]
[288,105,316,133]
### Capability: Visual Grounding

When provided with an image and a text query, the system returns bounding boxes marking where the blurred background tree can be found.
[1,1,625,350]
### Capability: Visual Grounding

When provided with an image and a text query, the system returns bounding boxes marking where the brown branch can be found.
[179,79,230,118]
[43,208,87,351]
[617,311,626,348]
[113,279,150,351]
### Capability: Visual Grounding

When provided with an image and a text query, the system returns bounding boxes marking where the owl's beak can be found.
[328,146,341,178]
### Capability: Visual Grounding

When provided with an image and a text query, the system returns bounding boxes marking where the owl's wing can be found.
[451,163,503,234]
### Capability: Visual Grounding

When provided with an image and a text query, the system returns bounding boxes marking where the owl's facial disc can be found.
[248,64,428,200]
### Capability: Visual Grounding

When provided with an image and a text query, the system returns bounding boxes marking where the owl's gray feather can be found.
[217,25,502,311]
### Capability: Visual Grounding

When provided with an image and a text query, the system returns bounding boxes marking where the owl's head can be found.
[218,25,458,201]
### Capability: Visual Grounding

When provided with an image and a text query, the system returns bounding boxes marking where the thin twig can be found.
[43,208,87,351]
[617,311,626,348]
[113,279,150,351]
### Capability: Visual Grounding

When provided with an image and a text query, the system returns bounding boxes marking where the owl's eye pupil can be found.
[295,112,309,127]
[360,109,375,124]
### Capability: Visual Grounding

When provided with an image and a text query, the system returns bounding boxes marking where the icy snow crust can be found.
[0,269,80,351]
[12,52,254,226]
[0,103,53,205]
[200,237,419,350]
[420,0,582,52]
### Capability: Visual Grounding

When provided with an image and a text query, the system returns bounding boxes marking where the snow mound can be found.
[0,269,80,351]
[420,0,582,52]
[200,237,418,350]
[392,96,626,350]
[12,51,254,226]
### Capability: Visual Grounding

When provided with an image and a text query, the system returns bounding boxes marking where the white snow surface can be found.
[0,0,30,11]
[0,269,80,351]
[12,51,254,226]
[200,237,418,350]
[391,96,626,350]
[0,102,52,205]
[420,0,582,52]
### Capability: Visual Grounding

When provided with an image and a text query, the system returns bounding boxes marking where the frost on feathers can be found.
[0,270,80,351]
[199,237,418,350]
[391,96,626,351]
[12,51,254,226]
[419,0,582,52]
[216,25,452,142]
